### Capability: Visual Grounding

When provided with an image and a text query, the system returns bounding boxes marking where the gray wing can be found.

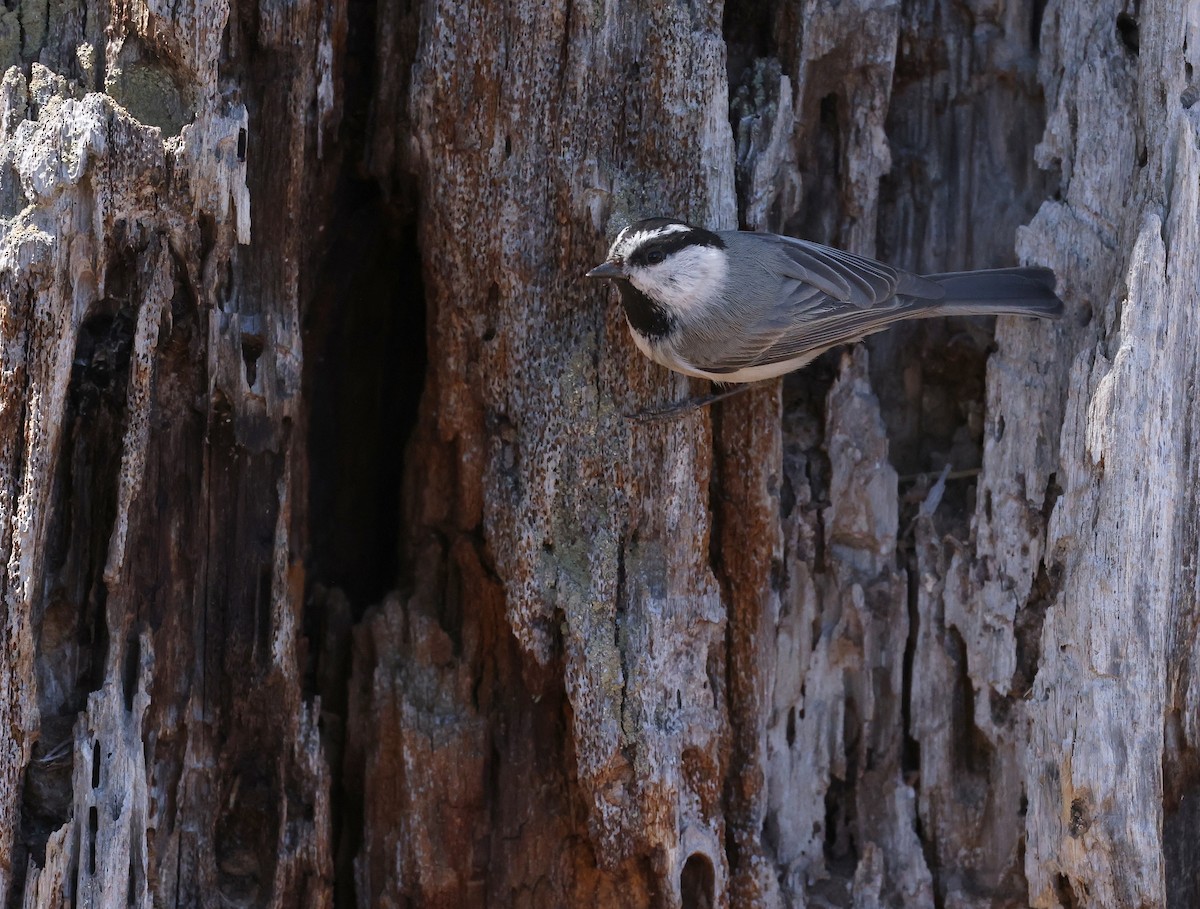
[690,232,946,374]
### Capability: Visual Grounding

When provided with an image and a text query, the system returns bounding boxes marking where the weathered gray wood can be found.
[0,0,331,903]
[2,0,1198,905]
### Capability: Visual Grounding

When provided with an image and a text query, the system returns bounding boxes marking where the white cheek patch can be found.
[608,222,691,260]
[626,245,728,318]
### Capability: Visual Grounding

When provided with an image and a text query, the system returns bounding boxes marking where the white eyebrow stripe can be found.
[609,223,691,259]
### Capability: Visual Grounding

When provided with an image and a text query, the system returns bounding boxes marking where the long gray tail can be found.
[923,267,1064,318]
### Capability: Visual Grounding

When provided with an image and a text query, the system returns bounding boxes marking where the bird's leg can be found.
[626,383,756,422]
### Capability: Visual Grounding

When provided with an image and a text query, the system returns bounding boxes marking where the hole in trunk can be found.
[680,853,716,909]
[304,193,425,608]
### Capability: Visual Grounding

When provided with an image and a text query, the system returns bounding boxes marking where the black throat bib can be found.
[617,282,674,340]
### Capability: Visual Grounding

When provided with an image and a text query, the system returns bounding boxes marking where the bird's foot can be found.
[626,384,754,422]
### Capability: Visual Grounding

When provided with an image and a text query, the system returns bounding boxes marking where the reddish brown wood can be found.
[2,0,1198,907]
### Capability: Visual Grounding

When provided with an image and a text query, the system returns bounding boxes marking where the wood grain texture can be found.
[0,0,334,902]
[2,0,1198,905]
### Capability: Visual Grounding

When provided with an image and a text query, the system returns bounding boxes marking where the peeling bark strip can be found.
[0,0,330,902]
[1,0,1199,906]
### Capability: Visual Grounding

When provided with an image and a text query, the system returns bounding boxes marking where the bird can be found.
[585,218,1063,393]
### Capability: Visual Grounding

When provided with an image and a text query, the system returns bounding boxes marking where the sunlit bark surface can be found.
[0,0,1196,906]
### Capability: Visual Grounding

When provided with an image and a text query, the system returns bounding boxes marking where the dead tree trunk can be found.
[0,0,1196,906]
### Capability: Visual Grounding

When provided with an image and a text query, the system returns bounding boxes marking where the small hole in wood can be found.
[1069,797,1091,836]
[91,741,101,789]
[1055,872,1081,908]
[237,128,247,161]
[1030,0,1047,50]
[1116,12,1139,54]
[241,334,264,387]
[123,635,140,712]
[680,853,715,909]
[88,806,99,875]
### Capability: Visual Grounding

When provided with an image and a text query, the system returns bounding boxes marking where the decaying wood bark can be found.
[1,0,1198,905]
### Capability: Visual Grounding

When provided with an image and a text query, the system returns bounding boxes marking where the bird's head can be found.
[586,218,728,314]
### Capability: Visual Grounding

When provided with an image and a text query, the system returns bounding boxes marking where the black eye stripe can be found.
[627,228,725,266]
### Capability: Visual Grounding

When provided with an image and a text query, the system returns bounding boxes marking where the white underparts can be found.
[635,335,822,383]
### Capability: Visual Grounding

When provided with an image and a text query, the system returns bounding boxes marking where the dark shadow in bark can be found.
[300,0,426,613]
[680,853,716,909]
[1165,778,1200,906]
[305,195,424,608]
[12,264,141,902]
[298,0,426,906]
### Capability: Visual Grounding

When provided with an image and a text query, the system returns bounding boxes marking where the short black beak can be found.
[585,260,624,279]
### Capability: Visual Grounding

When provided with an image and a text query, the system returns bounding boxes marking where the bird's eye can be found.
[646,249,665,265]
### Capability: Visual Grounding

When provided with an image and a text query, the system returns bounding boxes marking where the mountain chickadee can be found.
[586,218,1063,385]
